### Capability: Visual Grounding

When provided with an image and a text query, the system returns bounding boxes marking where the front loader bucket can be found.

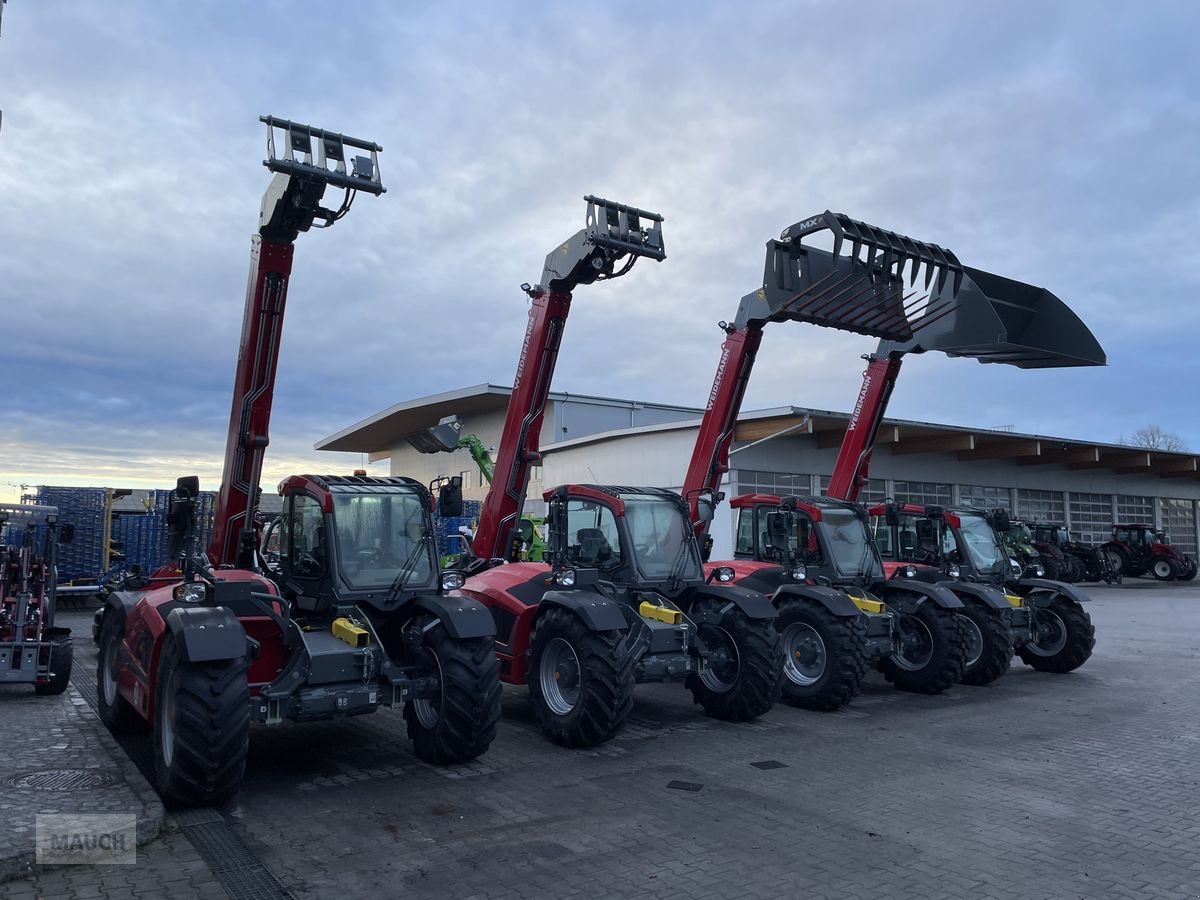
[733,211,1105,368]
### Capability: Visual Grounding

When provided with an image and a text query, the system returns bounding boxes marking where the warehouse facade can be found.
[318,384,1200,561]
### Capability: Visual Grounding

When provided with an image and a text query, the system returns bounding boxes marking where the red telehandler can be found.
[446,198,782,748]
[684,213,1104,706]
[97,118,501,807]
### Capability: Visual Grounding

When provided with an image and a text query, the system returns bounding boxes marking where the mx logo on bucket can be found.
[35,813,137,865]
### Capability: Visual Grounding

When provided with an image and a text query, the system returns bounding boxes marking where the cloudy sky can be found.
[2,1,1197,503]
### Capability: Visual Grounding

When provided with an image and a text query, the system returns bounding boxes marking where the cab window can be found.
[735,508,755,555]
[288,494,327,578]
[565,499,622,568]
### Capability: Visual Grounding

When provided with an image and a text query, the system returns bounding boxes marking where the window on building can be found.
[1069,492,1112,544]
[817,476,887,503]
[1117,494,1154,524]
[735,470,813,497]
[960,485,1013,512]
[1015,488,1062,522]
[459,471,472,491]
[891,481,952,507]
[1163,499,1198,557]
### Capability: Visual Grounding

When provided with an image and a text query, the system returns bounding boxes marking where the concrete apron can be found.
[0,684,164,883]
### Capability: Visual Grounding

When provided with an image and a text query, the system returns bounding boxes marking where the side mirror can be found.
[766,512,791,553]
[166,476,200,559]
[58,523,75,545]
[437,476,463,518]
[990,508,1011,533]
[696,497,715,524]
[884,501,900,527]
[915,519,936,543]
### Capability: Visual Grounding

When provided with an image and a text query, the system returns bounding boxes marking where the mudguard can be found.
[880,579,964,610]
[1015,578,1090,604]
[104,590,139,620]
[164,606,247,663]
[772,583,861,618]
[410,594,497,640]
[939,581,1011,610]
[540,590,628,632]
[690,583,778,620]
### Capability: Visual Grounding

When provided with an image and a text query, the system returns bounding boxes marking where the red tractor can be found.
[1101,524,1197,581]
[1,504,74,695]
[680,211,1106,703]
[96,118,501,806]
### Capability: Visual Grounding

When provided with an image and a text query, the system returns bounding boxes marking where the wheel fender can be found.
[940,581,1011,611]
[104,590,138,622]
[689,583,778,620]
[1016,578,1090,604]
[409,594,497,640]
[164,606,247,663]
[772,583,860,618]
[539,590,628,632]
[881,580,964,610]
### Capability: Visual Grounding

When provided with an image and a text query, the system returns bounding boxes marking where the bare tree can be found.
[1118,425,1189,452]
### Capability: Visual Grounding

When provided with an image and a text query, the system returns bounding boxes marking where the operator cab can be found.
[275,475,443,617]
[733,494,883,586]
[549,486,704,592]
[874,505,1011,583]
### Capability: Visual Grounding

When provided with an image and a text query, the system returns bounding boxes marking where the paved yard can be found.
[9,582,1200,899]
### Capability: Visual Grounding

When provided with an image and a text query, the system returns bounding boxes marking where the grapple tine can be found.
[737,209,1105,370]
[944,247,964,295]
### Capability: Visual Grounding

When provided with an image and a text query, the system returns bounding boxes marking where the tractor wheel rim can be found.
[1153,560,1172,578]
[102,639,119,707]
[699,626,740,693]
[412,647,444,729]
[539,637,582,717]
[1028,609,1068,656]
[957,615,984,669]
[159,675,175,768]
[893,615,934,671]
[782,623,825,686]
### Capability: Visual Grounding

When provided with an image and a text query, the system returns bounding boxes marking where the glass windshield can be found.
[814,507,882,579]
[1014,524,1032,542]
[333,491,434,590]
[954,513,1009,576]
[623,495,701,581]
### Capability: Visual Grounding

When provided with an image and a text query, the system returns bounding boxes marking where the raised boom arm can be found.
[471,196,665,564]
[208,117,385,568]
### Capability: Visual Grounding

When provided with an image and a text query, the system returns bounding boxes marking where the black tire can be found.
[1180,560,1198,582]
[404,621,502,764]
[1040,557,1062,581]
[528,606,634,748]
[1017,596,1095,673]
[956,601,1014,687]
[775,598,866,711]
[1068,556,1087,583]
[153,634,249,807]
[1106,546,1129,576]
[687,603,782,721]
[96,613,148,734]
[879,602,967,694]
[1151,558,1179,581]
[35,638,73,695]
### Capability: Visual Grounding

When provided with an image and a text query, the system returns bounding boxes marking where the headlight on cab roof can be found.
[715,566,735,583]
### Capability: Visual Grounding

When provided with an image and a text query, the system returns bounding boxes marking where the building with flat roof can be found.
[318,384,1200,560]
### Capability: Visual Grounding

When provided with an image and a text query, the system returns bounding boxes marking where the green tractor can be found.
[1004,519,1079,582]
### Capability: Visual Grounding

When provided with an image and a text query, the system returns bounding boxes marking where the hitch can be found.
[261,115,384,196]
[257,116,385,242]
[531,195,665,294]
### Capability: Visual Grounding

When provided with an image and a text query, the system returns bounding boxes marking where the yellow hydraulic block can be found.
[639,601,683,625]
[847,594,887,615]
[1004,594,1024,608]
[332,617,370,648]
